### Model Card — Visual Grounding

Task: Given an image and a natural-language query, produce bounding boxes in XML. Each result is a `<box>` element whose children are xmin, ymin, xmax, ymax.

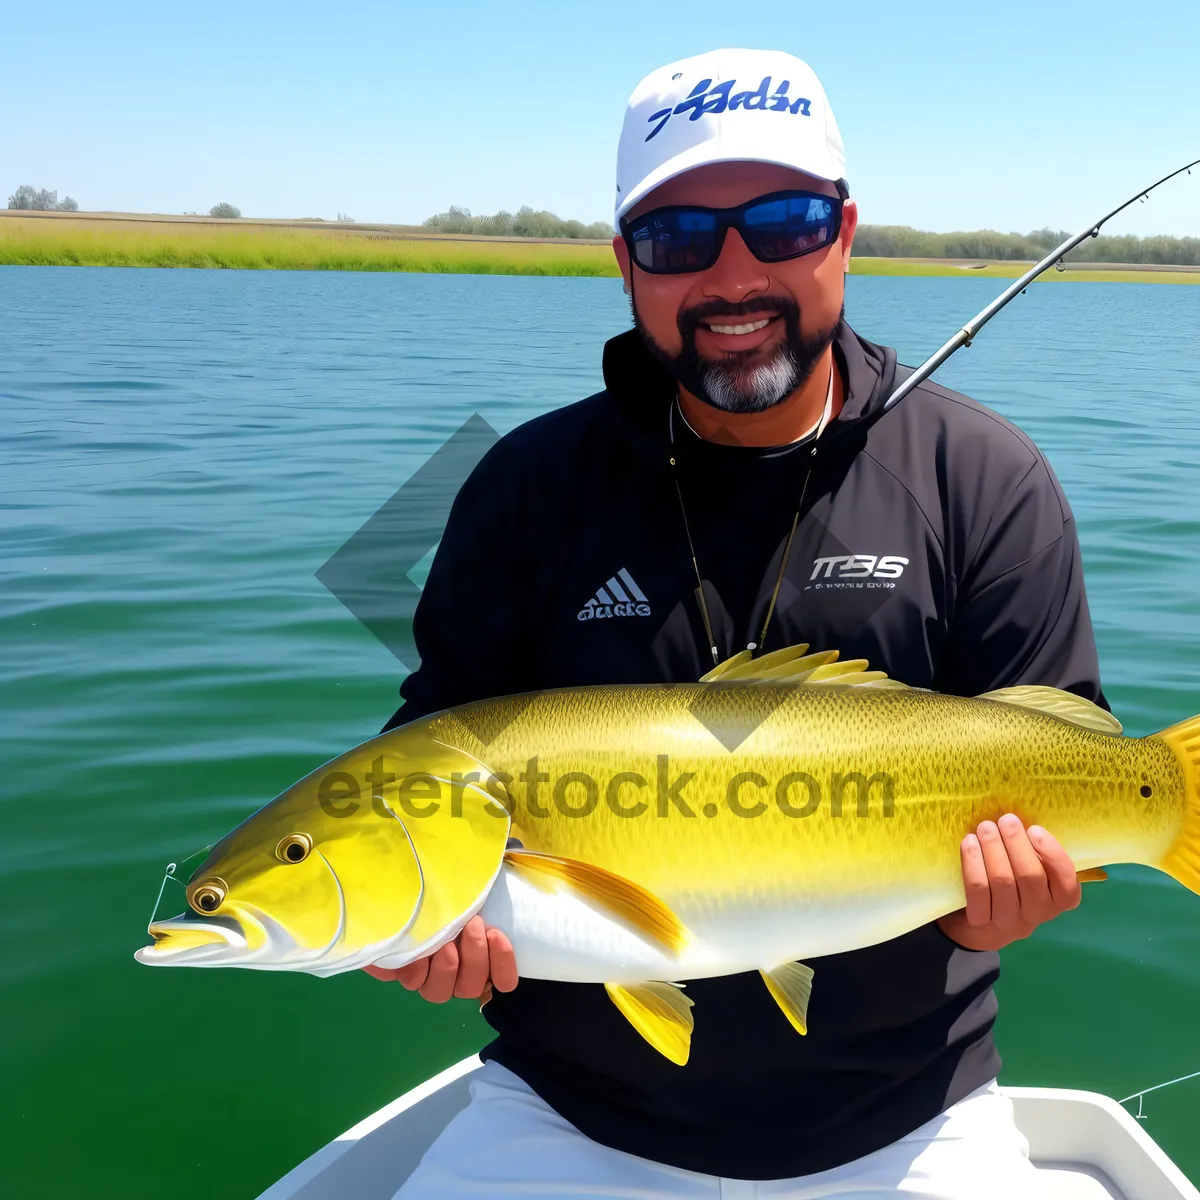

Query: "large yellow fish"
<box><xmin>136</xmin><ymin>644</ymin><xmax>1200</xmax><ymax>1064</ymax></box>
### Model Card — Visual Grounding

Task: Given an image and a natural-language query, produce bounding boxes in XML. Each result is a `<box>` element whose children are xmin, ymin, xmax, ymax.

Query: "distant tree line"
<box><xmin>8</xmin><ymin>185</ymin><xmax>78</xmax><ymax>211</ymax></box>
<box><xmin>422</xmin><ymin>206</ymin><xmax>1199</xmax><ymax>262</ymax></box>
<box><xmin>424</xmin><ymin>205</ymin><xmax>611</xmax><ymax>239</ymax></box>
<box><xmin>854</xmin><ymin>224</ymin><xmax>1200</xmax><ymax>266</ymax></box>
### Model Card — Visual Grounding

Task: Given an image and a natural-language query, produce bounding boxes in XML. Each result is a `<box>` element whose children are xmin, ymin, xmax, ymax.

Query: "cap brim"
<box><xmin>615</xmin><ymin>139</ymin><xmax>843</xmax><ymax>227</ymax></box>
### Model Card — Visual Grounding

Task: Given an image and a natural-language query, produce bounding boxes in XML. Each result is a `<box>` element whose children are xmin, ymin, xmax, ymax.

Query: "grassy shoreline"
<box><xmin>4</xmin><ymin>213</ymin><xmax>1199</xmax><ymax>283</ymax></box>
<box><xmin>847</xmin><ymin>257</ymin><xmax>1200</xmax><ymax>285</ymax></box>
<box><xmin>0</xmin><ymin>215</ymin><xmax>619</xmax><ymax>275</ymax></box>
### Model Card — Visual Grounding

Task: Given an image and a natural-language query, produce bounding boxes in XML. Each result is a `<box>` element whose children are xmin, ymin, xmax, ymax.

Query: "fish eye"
<box><xmin>189</xmin><ymin>880</ymin><xmax>226</xmax><ymax>915</ymax></box>
<box><xmin>276</xmin><ymin>833</ymin><xmax>313</xmax><ymax>864</ymax></box>
<box><xmin>1140</xmin><ymin>784</ymin><xmax>1153</xmax><ymax>798</ymax></box>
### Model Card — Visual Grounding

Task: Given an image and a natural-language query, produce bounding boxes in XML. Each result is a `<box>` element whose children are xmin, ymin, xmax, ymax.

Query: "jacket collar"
<box><xmin>600</xmin><ymin>319</ymin><xmax>898</xmax><ymax>456</ymax></box>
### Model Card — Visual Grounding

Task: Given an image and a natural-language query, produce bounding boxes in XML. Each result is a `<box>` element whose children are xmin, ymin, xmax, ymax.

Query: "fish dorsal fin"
<box><xmin>760</xmin><ymin>962</ymin><xmax>814</xmax><ymax>1036</ymax></box>
<box><xmin>700</xmin><ymin>648</ymin><xmax>760</xmax><ymax>681</ymax></box>
<box><xmin>701</xmin><ymin>643</ymin><xmax>816</xmax><ymax>681</ymax></box>
<box><xmin>976</xmin><ymin>686</ymin><xmax>1123</xmax><ymax>735</ymax></box>
<box><xmin>604</xmin><ymin>982</ymin><xmax>694</xmax><ymax>1065</ymax></box>
<box><xmin>503</xmin><ymin>850</ymin><xmax>687</xmax><ymax>955</ymax></box>
<box><xmin>700</xmin><ymin>641</ymin><xmax>907</xmax><ymax>690</ymax></box>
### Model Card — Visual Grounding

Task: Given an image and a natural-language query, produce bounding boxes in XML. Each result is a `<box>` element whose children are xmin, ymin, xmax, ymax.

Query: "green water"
<box><xmin>2</xmin><ymin>267</ymin><xmax>1198</xmax><ymax>1197</ymax></box>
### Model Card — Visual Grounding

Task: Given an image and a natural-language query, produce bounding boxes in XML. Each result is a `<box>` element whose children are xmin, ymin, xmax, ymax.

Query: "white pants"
<box><xmin>394</xmin><ymin>1062</ymin><xmax>1043</xmax><ymax>1199</ymax></box>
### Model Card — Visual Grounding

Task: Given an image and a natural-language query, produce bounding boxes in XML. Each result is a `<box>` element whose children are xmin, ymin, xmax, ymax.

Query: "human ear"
<box><xmin>839</xmin><ymin>199</ymin><xmax>858</xmax><ymax>273</ymax></box>
<box><xmin>613</xmin><ymin>234</ymin><xmax>632</xmax><ymax>294</ymax></box>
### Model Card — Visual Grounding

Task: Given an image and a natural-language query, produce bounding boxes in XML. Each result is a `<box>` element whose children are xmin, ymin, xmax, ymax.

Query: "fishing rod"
<box><xmin>882</xmin><ymin>157</ymin><xmax>1200</xmax><ymax>412</ymax></box>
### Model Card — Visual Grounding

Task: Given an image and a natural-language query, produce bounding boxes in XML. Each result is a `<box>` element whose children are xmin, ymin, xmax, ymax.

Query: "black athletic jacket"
<box><xmin>382</xmin><ymin>320</ymin><xmax>1105</xmax><ymax>1179</ymax></box>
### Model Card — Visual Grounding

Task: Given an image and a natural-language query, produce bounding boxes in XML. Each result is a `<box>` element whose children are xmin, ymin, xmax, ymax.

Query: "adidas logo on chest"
<box><xmin>577</xmin><ymin>567</ymin><xmax>652</xmax><ymax>621</ymax></box>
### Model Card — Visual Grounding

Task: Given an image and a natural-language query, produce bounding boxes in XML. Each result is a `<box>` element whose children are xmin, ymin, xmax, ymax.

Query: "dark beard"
<box><xmin>634</xmin><ymin>293</ymin><xmax>842</xmax><ymax>414</ymax></box>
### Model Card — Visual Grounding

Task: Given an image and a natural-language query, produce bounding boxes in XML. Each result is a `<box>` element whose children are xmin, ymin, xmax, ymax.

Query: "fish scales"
<box><xmin>433</xmin><ymin>684</ymin><xmax>1183</xmax><ymax>910</ymax></box>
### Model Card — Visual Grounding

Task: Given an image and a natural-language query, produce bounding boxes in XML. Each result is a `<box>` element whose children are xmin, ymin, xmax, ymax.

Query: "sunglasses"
<box><xmin>620</xmin><ymin>186</ymin><xmax>846</xmax><ymax>275</ymax></box>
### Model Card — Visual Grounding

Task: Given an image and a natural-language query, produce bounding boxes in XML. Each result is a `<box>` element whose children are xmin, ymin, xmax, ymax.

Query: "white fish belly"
<box><xmin>481</xmin><ymin>867</ymin><xmax>958</xmax><ymax>984</ymax></box>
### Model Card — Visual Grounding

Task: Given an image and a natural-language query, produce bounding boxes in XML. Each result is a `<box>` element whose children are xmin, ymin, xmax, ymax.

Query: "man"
<box><xmin>370</xmin><ymin>48</ymin><xmax>1104</xmax><ymax>1198</ymax></box>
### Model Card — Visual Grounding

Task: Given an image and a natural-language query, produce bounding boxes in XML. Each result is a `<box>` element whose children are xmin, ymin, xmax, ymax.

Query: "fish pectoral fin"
<box><xmin>699</xmin><ymin>642</ymin><xmax>907</xmax><ymax>689</ymax></box>
<box><xmin>1077</xmin><ymin>867</ymin><xmax>1109</xmax><ymax>883</ymax></box>
<box><xmin>503</xmin><ymin>850</ymin><xmax>687</xmax><ymax>955</ymax></box>
<box><xmin>605</xmin><ymin>982</ymin><xmax>694</xmax><ymax>1065</ymax></box>
<box><xmin>975</xmin><ymin>686</ymin><xmax>1123</xmax><ymax>735</ymax></box>
<box><xmin>760</xmin><ymin>961</ymin><xmax>814</xmax><ymax>1036</ymax></box>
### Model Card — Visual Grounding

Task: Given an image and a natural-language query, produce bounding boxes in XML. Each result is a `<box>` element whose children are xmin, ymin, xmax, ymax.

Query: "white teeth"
<box><xmin>706</xmin><ymin>318</ymin><xmax>771</xmax><ymax>335</ymax></box>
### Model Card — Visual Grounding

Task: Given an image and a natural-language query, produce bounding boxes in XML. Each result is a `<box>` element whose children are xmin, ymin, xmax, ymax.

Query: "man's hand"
<box><xmin>937</xmin><ymin>814</ymin><xmax>1081</xmax><ymax>952</ymax></box>
<box><xmin>363</xmin><ymin>916</ymin><xmax>519</xmax><ymax>1004</ymax></box>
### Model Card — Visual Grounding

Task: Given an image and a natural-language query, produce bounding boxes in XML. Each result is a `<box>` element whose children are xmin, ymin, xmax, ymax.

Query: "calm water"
<box><xmin>2</xmin><ymin>267</ymin><xmax>1198</xmax><ymax>1198</ymax></box>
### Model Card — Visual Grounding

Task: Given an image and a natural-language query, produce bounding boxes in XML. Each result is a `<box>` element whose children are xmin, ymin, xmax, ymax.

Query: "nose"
<box><xmin>699</xmin><ymin>229</ymin><xmax>770</xmax><ymax>303</ymax></box>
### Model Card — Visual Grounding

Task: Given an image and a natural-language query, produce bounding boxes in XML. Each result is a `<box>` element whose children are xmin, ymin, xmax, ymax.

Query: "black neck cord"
<box><xmin>667</xmin><ymin>372</ymin><xmax>830</xmax><ymax>668</ymax></box>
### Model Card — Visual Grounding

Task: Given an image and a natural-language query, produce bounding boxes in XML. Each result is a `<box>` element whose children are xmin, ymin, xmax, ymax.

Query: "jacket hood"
<box><xmin>599</xmin><ymin>319</ymin><xmax>898</xmax><ymax>458</ymax></box>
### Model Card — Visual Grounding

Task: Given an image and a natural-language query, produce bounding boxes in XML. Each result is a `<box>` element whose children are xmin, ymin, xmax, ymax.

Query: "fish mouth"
<box><xmin>132</xmin><ymin>852</ymin><xmax>370</xmax><ymax>974</ymax></box>
<box><xmin>135</xmin><ymin>912</ymin><xmax>248</xmax><ymax>966</ymax></box>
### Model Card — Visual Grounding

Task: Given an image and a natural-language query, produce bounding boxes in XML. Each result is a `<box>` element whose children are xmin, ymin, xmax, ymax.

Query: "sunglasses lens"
<box><xmin>626</xmin><ymin>193</ymin><xmax>839</xmax><ymax>274</ymax></box>
<box><xmin>628</xmin><ymin>211</ymin><xmax>720</xmax><ymax>273</ymax></box>
<box><xmin>743</xmin><ymin>195</ymin><xmax>838</xmax><ymax>261</ymax></box>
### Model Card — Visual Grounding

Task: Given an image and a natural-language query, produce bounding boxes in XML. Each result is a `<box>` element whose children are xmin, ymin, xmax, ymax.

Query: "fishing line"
<box><xmin>147</xmin><ymin>862</ymin><xmax>180</xmax><ymax>928</ymax></box>
<box><xmin>145</xmin><ymin>844</ymin><xmax>215</xmax><ymax>927</ymax></box>
<box><xmin>1119</xmin><ymin>1068</ymin><xmax>1200</xmax><ymax>1120</ymax></box>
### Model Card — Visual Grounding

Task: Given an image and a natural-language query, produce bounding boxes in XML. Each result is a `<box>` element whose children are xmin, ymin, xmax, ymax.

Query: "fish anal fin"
<box><xmin>605</xmin><ymin>981</ymin><xmax>694</xmax><ymax>1065</ymax></box>
<box><xmin>503</xmin><ymin>850</ymin><xmax>687</xmax><ymax>955</ymax></box>
<box><xmin>976</xmin><ymin>686</ymin><xmax>1123</xmax><ymax>735</ymax></box>
<box><xmin>760</xmin><ymin>961</ymin><xmax>814</xmax><ymax>1036</ymax></box>
<box><xmin>1076</xmin><ymin>868</ymin><xmax>1108</xmax><ymax>883</ymax></box>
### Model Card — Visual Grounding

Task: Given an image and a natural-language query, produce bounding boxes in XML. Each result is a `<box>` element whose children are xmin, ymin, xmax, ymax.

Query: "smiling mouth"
<box><xmin>701</xmin><ymin>316</ymin><xmax>776</xmax><ymax>336</ymax></box>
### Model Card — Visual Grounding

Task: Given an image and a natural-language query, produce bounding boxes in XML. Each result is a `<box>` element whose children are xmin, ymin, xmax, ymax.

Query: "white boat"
<box><xmin>257</xmin><ymin>1056</ymin><xmax>1199</xmax><ymax>1200</ymax></box>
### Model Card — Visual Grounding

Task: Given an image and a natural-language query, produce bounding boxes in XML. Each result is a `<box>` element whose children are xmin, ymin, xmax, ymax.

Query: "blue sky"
<box><xmin>4</xmin><ymin>0</ymin><xmax>1199</xmax><ymax>236</ymax></box>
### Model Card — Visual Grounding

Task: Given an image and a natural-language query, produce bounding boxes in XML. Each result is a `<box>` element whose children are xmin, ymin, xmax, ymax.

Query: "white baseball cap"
<box><xmin>614</xmin><ymin>49</ymin><xmax>846</xmax><ymax>227</ymax></box>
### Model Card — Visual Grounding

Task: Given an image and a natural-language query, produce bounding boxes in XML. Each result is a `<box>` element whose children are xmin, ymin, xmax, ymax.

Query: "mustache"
<box><xmin>678</xmin><ymin>294</ymin><xmax>800</xmax><ymax>339</ymax></box>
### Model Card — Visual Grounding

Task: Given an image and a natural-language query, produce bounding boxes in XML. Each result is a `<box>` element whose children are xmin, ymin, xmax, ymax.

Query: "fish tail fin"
<box><xmin>1158</xmin><ymin>714</ymin><xmax>1200</xmax><ymax>894</ymax></box>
